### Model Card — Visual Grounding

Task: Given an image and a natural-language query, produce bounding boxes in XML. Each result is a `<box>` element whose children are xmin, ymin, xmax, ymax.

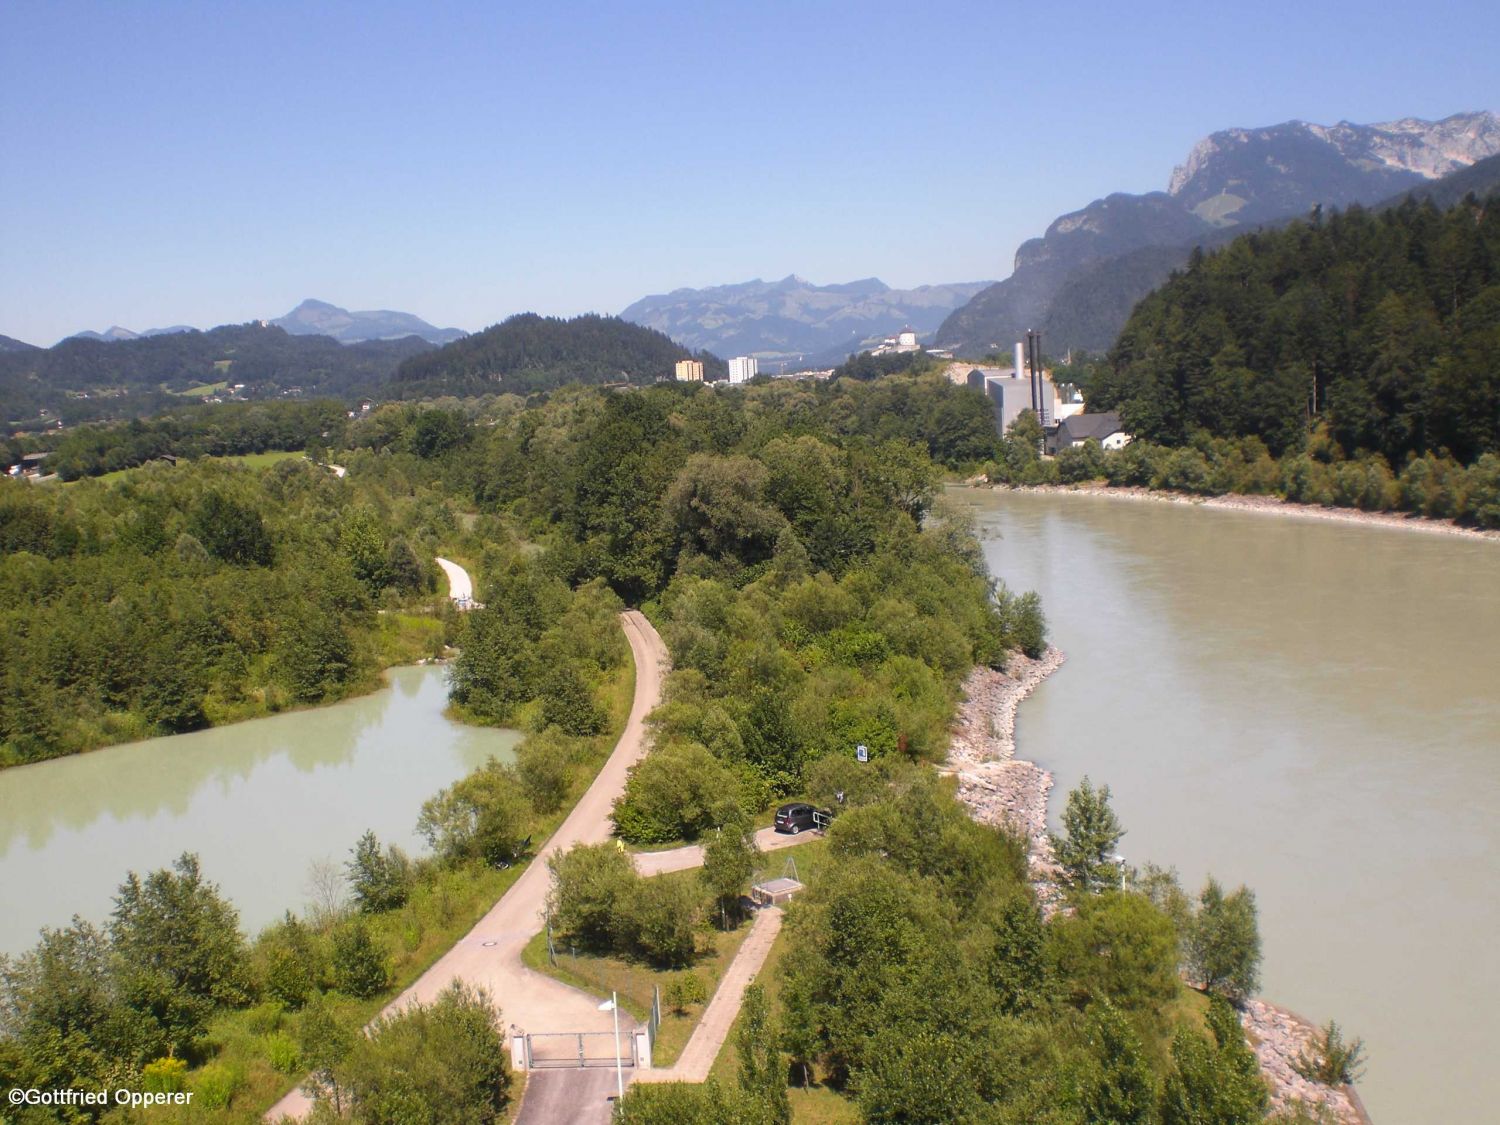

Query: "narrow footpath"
<box><xmin>266</xmin><ymin>611</ymin><xmax>668</xmax><ymax>1122</ymax></box>
<box><xmin>634</xmin><ymin>906</ymin><xmax>785</xmax><ymax>1085</ymax></box>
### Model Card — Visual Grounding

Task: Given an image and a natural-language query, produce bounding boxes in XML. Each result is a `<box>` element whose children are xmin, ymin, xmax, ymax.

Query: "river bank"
<box><xmin>973</xmin><ymin>480</ymin><xmax>1500</xmax><ymax>543</ymax></box>
<box><xmin>947</xmin><ymin>650</ymin><xmax>1369</xmax><ymax>1124</ymax></box>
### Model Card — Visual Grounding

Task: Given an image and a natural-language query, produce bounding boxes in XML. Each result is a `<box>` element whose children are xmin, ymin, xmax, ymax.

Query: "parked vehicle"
<box><xmin>774</xmin><ymin>802</ymin><xmax>817</xmax><ymax>834</ymax></box>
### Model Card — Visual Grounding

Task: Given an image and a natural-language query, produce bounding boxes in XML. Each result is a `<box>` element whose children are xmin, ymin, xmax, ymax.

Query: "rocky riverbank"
<box><xmin>981</xmin><ymin>480</ymin><xmax>1500</xmax><ymax>543</ymax></box>
<box><xmin>944</xmin><ymin>648</ymin><xmax>1067</xmax><ymax>908</ymax></box>
<box><xmin>1240</xmin><ymin>1000</ymin><xmax>1371</xmax><ymax>1124</ymax></box>
<box><xmin>947</xmin><ymin>649</ymin><xmax>1371</xmax><ymax>1124</ymax></box>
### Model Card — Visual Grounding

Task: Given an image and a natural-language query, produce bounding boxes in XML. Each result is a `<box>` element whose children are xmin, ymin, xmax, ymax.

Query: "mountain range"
<box><xmin>935</xmin><ymin>111</ymin><xmax>1500</xmax><ymax>356</ymax></box>
<box><xmin>619</xmin><ymin>275</ymin><xmax>992</xmax><ymax>365</ymax></box>
<box><xmin>62</xmin><ymin>299</ymin><xmax>465</xmax><ymax>349</ymax></box>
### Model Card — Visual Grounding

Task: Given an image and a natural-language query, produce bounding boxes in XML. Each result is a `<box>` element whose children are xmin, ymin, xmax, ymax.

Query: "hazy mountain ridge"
<box><xmin>621</xmin><ymin>274</ymin><xmax>992</xmax><ymax>363</ymax></box>
<box><xmin>271</xmin><ymin>298</ymin><xmax>466</xmax><ymax>345</ymax></box>
<box><xmin>61</xmin><ymin>299</ymin><xmax>465</xmax><ymax>349</ymax></box>
<box><xmin>937</xmin><ymin>111</ymin><xmax>1500</xmax><ymax>356</ymax></box>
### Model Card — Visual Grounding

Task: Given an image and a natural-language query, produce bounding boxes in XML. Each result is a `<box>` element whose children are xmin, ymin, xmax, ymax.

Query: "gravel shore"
<box><xmin>984</xmin><ymin>480</ymin><xmax>1500</xmax><ymax>543</ymax></box>
<box><xmin>947</xmin><ymin>650</ymin><xmax>1371</xmax><ymax>1123</ymax></box>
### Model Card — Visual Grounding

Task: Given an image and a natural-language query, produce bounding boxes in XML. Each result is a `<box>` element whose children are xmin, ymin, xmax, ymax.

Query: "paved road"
<box><xmin>266</xmin><ymin>611</ymin><xmax>668</xmax><ymax>1122</ymax></box>
<box><xmin>434</xmin><ymin>556</ymin><xmax>474</xmax><ymax>605</ymax></box>
<box><xmin>632</xmin><ymin>826</ymin><xmax>817</xmax><ymax>877</ymax></box>
<box><xmin>513</xmin><ymin>1069</ymin><xmax>621</xmax><ymax>1125</ymax></box>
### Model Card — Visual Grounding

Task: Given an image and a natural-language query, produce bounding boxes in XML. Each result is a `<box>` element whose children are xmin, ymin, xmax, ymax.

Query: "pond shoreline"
<box><xmin>948</xmin><ymin>650</ymin><xmax>1370</xmax><ymax>1124</ymax></box>
<box><xmin>972</xmin><ymin>480</ymin><xmax>1500</xmax><ymax>543</ymax></box>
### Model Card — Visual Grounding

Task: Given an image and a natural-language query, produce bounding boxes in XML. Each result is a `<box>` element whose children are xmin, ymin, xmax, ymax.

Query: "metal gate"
<box><xmin>524</xmin><ymin>1031</ymin><xmax>636</xmax><ymax>1069</ymax></box>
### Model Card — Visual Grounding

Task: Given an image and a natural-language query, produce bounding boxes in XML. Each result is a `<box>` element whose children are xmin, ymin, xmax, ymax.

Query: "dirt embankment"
<box><xmin>946</xmin><ymin>652</ymin><xmax>1370</xmax><ymax>1124</ymax></box>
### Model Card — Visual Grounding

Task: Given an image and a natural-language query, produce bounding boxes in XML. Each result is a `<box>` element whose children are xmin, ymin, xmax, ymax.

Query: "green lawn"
<box><xmin>521</xmin><ymin>879</ymin><xmax>757</xmax><ymax>1068</ymax></box>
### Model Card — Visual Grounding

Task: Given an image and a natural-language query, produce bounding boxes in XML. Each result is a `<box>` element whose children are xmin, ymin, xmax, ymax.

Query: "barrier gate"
<box><xmin>524</xmin><ymin>1031</ymin><xmax>636</xmax><ymax>1069</ymax></box>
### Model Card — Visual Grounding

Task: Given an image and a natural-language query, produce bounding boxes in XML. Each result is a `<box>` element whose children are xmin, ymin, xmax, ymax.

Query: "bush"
<box><xmin>516</xmin><ymin>727</ymin><xmax>575</xmax><ymax>814</ymax></box>
<box><xmin>1293</xmin><ymin>1020</ymin><xmax>1366</xmax><ymax>1086</ymax></box>
<box><xmin>265</xmin><ymin>1031</ymin><xmax>302</xmax><ymax>1074</ymax></box>
<box><xmin>331</xmin><ymin>920</ymin><xmax>389</xmax><ymax>999</ymax></box>
<box><xmin>417</xmin><ymin>758</ymin><xmax>534</xmax><ymax>865</ymax></box>
<box><xmin>626</xmin><ymin>876</ymin><xmax>703</xmax><ymax>968</ymax></box>
<box><xmin>545</xmin><ymin>843</ymin><xmax>637</xmax><ymax>953</ymax></box>
<box><xmin>192</xmin><ymin>1062</ymin><xmax>244</xmax><ymax>1111</ymax></box>
<box><xmin>142</xmin><ymin>1056</ymin><xmax>188</xmax><ymax>1094</ymax></box>
<box><xmin>340</xmin><ymin>981</ymin><xmax>511</xmax><ymax>1125</ymax></box>
<box><xmin>665</xmin><ymin>972</ymin><xmax>708</xmax><ymax>1014</ymax></box>
<box><xmin>611</xmin><ymin>741</ymin><xmax>742</xmax><ymax>844</ymax></box>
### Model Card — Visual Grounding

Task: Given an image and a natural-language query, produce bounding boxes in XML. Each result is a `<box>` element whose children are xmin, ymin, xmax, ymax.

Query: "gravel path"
<box><xmin>434</xmin><ymin>556</ymin><xmax>474</xmax><ymax>605</ymax></box>
<box><xmin>633</xmin><ymin>906</ymin><xmax>785</xmax><ymax>1084</ymax></box>
<box><xmin>266</xmin><ymin>611</ymin><xmax>667</xmax><ymax>1122</ymax></box>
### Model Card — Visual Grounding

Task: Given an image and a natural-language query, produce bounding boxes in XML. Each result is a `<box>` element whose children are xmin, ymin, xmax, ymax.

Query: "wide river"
<box><xmin>0</xmin><ymin>665</ymin><xmax>519</xmax><ymax>956</ymax></box>
<box><xmin>950</xmin><ymin>489</ymin><xmax>1499</xmax><ymax>1124</ymax></box>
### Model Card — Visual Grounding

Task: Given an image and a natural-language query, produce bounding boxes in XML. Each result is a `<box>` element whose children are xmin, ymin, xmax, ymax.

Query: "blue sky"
<box><xmin>2</xmin><ymin>0</ymin><xmax>1497</xmax><ymax>345</ymax></box>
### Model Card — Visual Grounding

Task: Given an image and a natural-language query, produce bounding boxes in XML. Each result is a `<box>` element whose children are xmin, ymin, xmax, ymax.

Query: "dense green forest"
<box><xmin>0</xmin><ymin>326</ymin><xmax>430</xmax><ymax>429</ymax></box>
<box><xmin>392</xmin><ymin>313</ymin><xmax>725</xmax><ymax>395</ymax></box>
<box><xmin>1089</xmin><ymin>195</ymin><xmax>1500</xmax><ymax>465</ymax></box>
<box><xmin>0</xmin><ymin>455</ymin><xmax>465</xmax><ymax>765</ymax></box>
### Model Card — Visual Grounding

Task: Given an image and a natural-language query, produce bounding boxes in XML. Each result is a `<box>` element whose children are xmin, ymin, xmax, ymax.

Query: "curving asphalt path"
<box><xmin>266</xmin><ymin>611</ymin><xmax>668</xmax><ymax>1122</ymax></box>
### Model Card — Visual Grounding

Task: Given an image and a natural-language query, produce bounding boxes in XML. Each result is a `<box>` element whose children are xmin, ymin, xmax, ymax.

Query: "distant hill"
<box><xmin>620</xmin><ymin>275</ymin><xmax>992</xmax><ymax>365</ymax></box>
<box><xmin>0</xmin><ymin>334</ymin><xmax>39</xmax><ymax>354</ymax></box>
<box><xmin>936</xmin><ymin>111</ymin><xmax>1500</xmax><ymax>356</ymax></box>
<box><xmin>395</xmin><ymin>313</ymin><xmax>722</xmax><ymax>395</ymax></box>
<box><xmin>62</xmin><ymin>300</ymin><xmax>464</xmax><ymax>349</ymax></box>
<box><xmin>271</xmin><ymin>298</ymin><xmax>465</xmax><ymax>345</ymax></box>
<box><xmin>0</xmin><ymin>323</ymin><xmax>432</xmax><ymax>430</ymax></box>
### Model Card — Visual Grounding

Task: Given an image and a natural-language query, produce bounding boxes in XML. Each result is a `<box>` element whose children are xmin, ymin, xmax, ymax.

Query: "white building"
<box><xmin>728</xmin><ymin>356</ymin><xmax>759</xmax><ymax>384</ymax></box>
<box><xmin>870</xmin><ymin>326</ymin><xmax>922</xmax><ymax>357</ymax></box>
<box><xmin>674</xmin><ymin>359</ymin><xmax>704</xmax><ymax>382</ymax></box>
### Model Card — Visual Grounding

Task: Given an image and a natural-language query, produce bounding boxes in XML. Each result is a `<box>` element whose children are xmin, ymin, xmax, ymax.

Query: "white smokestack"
<box><xmin>1014</xmin><ymin>340</ymin><xmax>1025</xmax><ymax>379</ymax></box>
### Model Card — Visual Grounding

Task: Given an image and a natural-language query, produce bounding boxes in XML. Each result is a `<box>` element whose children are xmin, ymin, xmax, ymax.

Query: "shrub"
<box><xmin>265</xmin><ymin>1031</ymin><xmax>302</xmax><ymax>1074</ymax></box>
<box><xmin>1293</xmin><ymin>1020</ymin><xmax>1366</xmax><ymax>1086</ymax></box>
<box><xmin>611</xmin><ymin>741</ymin><xmax>741</xmax><ymax>844</ymax></box>
<box><xmin>192</xmin><ymin>1062</ymin><xmax>244</xmax><ymax>1111</ymax></box>
<box><xmin>516</xmin><ymin>727</ymin><xmax>575</xmax><ymax>814</ymax></box>
<box><xmin>142</xmin><ymin>1056</ymin><xmax>188</xmax><ymax>1094</ymax></box>
<box><xmin>626</xmin><ymin>876</ymin><xmax>703</xmax><ymax>968</ymax></box>
<box><xmin>330</xmin><ymin>920</ymin><xmax>389</xmax><ymax>999</ymax></box>
<box><xmin>545</xmin><ymin>843</ymin><xmax>637</xmax><ymax>953</ymax></box>
<box><xmin>665</xmin><ymin>972</ymin><xmax>708</xmax><ymax>1014</ymax></box>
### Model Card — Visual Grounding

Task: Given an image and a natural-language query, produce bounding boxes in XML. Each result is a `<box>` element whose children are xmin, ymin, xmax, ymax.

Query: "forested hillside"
<box><xmin>393</xmin><ymin>313</ymin><xmax>724</xmax><ymax>394</ymax></box>
<box><xmin>0</xmin><ymin>324</ymin><xmax>430</xmax><ymax>428</ymax></box>
<box><xmin>1090</xmin><ymin>195</ymin><xmax>1500</xmax><ymax>464</ymax></box>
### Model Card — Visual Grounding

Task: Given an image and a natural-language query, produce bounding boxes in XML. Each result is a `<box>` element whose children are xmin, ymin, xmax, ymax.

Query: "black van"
<box><xmin>774</xmin><ymin>802</ymin><xmax>817</xmax><ymax>834</ymax></box>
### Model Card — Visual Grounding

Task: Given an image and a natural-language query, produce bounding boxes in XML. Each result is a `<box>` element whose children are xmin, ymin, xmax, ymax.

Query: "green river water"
<box><xmin>951</xmin><ymin>488</ymin><xmax>1500</xmax><ymax>1124</ymax></box>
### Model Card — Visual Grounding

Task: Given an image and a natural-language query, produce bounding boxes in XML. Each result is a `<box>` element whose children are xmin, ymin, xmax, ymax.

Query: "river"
<box><xmin>950</xmin><ymin>489</ymin><xmax>1499</xmax><ymax>1125</ymax></box>
<box><xmin>0</xmin><ymin>665</ymin><xmax>519</xmax><ymax>956</ymax></box>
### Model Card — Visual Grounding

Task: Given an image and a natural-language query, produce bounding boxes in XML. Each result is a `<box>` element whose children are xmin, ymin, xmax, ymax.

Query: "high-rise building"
<box><xmin>674</xmin><ymin>359</ymin><xmax>704</xmax><ymax>382</ymax></box>
<box><xmin>728</xmin><ymin>356</ymin><xmax>758</xmax><ymax>384</ymax></box>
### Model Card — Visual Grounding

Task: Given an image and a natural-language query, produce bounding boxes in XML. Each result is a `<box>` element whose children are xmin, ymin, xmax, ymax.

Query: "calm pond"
<box><xmin>0</xmin><ymin>665</ymin><xmax>519</xmax><ymax>956</ymax></box>
<box><xmin>951</xmin><ymin>488</ymin><xmax>1500</xmax><ymax>1124</ymax></box>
